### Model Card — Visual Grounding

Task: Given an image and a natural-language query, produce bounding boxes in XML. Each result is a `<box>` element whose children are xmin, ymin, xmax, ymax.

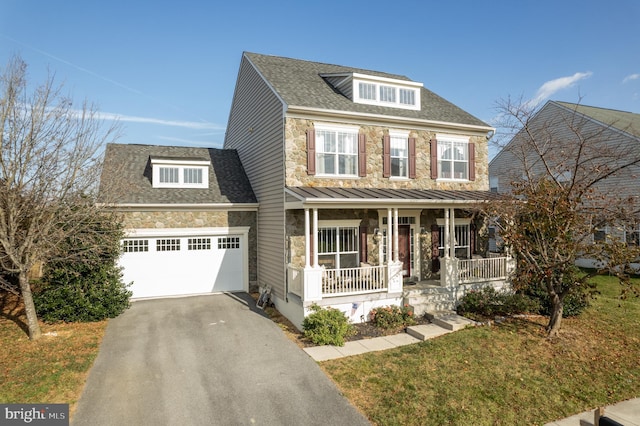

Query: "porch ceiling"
<box><xmin>285</xmin><ymin>186</ymin><xmax>496</xmax><ymax>209</ymax></box>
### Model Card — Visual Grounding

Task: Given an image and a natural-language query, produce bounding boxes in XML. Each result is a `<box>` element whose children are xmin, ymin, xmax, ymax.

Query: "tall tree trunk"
<box><xmin>18</xmin><ymin>272</ymin><xmax>42</xmax><ymax>340</ymax></box>
<box><xmin>547</xmin><ymin>292</ymin><xmax>563</xmax><ymax>338</ymax></box>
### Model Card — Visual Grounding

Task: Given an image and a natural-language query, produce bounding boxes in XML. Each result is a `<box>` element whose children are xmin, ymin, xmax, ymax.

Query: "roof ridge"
<box><xmin>553</xmin><ymin>100</ymin><xmax>640</xmax><ymax>116</ymax></box>
<box><xmin>244</xmin><ymin>51</ymin><xmax>412</xmax><ymax>81</ymax></box>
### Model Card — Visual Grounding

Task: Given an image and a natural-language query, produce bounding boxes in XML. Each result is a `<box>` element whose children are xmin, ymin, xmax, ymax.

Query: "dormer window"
<box><xmin>320</xmin><ymin>72</ymin><xmax>423</xmax><ymax>111</ymax></box>
<box><xmin>359</xmin><ymin>82</ymin><xmax>376</xmax><ymax>100</ymax></box>
<box><xmin>353</xmin><ymin>74</ymin><xmax>421</xmax><ymax>110</ymax></box>
<box><xmin>322</xmin><ymin>72</ymin><xmax>422</xmax><ymax>111</ymax></box>
<box><xmin>380</xmin><ymin>85</ymin><xmax>396</xmax><ymax>103</ymax></box>
<box><xmin>151</xmin><ymin>157</ymin><xmax>209</xmax><ymax>188</ymax></box>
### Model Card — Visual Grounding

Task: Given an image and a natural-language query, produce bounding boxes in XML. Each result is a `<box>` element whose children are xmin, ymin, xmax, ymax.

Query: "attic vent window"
<box><xmin>399</xmin><ymin>88</ymin><xmax>415</xmax><ymax>106</ymax></box>
<box><xmin>320</xmin><ymin>72</ymin><xmax>422</xmax><ymax>110</ymax></box>
<box><xmin>351</xmin><ymin>73</ymin><xmax>422</xmax><ymax>110</ymax></box>
<box><xmin>359</xmin><ymin>82</ymin><xmax>376</xmax><ymax>100</ymax></box>
<box><xmin>151</xmin><ymin>157</ymin><xmax>209</xmax><ymax>188</ymax></box>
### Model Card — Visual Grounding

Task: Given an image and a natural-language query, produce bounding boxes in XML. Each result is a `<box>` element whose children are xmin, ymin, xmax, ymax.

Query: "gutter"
<box><xmin>286</xmin><ymin>105</ymin><xmax>495</xmax><ymax>135</ymax></box>
<box><xmin>97</xmin><ymin>203</ymin><xmax>259</xmax><ymax>212</ymax></box>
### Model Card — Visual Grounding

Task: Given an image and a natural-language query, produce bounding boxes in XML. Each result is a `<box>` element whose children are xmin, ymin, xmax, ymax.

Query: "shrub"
<box><xmin>456</xmin><ymin>286</ymin><xmax>539</xmax><ymax>319</ymax></box>
<box><xmin>34</xmin><ymin>264</ymin><xmax>132</xmax><ymax>322</ymax></box>
<box><xmin>369</xmin><ymin>305</ymin><xmax>416</xmax><ymax>330</ymax></box>
<box><xmin>511</xmin><ymin>264</ymin><xmax>594</xmax><ymax>318</ymax></box>
<box><xmin>521</xmin><ymin>280</ymin><xmax>590</xmax><ymax>317</ymax></box>
<box><xmin>34</xmin><ymin>214</ymin><xmax>132</xmax><ymax>322</ymax></box>
<box><xmin>302</xmin><ymin>304</ymin><xmax>354</xmax><ymax>346</ymax></box>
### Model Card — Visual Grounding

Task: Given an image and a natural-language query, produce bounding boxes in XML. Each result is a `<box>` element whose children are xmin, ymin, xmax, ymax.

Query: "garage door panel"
<box><xmin>120</xmin><ymin>234</ymin><xmax>245</xmax><ymax>298</ymax></box>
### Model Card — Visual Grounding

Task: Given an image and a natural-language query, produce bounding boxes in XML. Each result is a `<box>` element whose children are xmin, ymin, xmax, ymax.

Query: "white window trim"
<box><xmin>389</xmin><ymin>130</ymin><xmax>410</xmax><ymax>180</ymax></box>
<box><xmin>317</xmin><ymin>220</ymin><xmax>360</xmax><ymax>270</ymax></box>
<box><xmin>314</xmin><ymin>123</ymin><xmax>360</xmax><ymax>178</ymax></box>
<box><xmin>352</xmin><ymin>73</ymin><xmax>422</xmax><ymax>111</ymax></box>
<box><xmin>436</xmin><ymin>218</ymin><xmax>472</xmax><ymax>258</ymax></box>
<box><xmin>151</xmin><ymin>158</ymin><xmax>209</xmax><ymax>189</ymax></box>
<box><xmin>436</xmin><ymin>134</ymin><xmax>470</xmax><ymax>182</ymax></box>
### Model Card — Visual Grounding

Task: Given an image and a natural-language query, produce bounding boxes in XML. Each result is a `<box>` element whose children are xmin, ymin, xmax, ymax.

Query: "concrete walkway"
<box><xmin>544</xmin><ymin>397</ymin><xmax>640</xmax><ymax>425</ymax></box>
<box><xmin>303</xmin><ymin>323</ymin><xmax>453</xmax><ymax>361</ymax></box>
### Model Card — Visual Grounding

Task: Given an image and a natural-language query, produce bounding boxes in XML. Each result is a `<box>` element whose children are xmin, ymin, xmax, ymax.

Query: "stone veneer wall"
<box><xmin>286</xmin><ymin>208</ymin><xmax>485</xmax><ymax>281</ymax></box>
<box><xmin>286</xmin><ymin>209</ymin><xmax>379</xmax><ymax>268</ymax></box>
<box><xmin>120</xmin><ymin>210</ymin><xmax>258</xmax><ymax>284</ymax></box>
<box><xmin>284</xmin><ymin>118</ymin><xmax>489</xmax><ymax>190</ymax></box>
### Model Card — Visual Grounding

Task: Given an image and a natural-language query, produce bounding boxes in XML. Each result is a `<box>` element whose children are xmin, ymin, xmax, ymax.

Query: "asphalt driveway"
<box><xmin>72</xmin><ymin>293</ymin><xmax>370</xmax><ymax>425</ymax></box>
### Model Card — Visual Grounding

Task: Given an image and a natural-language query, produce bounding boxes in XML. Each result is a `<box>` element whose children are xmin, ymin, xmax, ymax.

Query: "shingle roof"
<box><xmin>286</xmin><ymin>186</ymin><xmax>496</xmax><ymax>204</ymax></box>
<box><xmin>554</xmin><ymin>101</ymin><xmax>640</xmax><ymax>139</ymax></box>
<box><xmin>99</xmin><ymin>143</ymin><xmax>257</xmax><ymax>205</ymax></box>
<box><xmin>244</xmin><ymin>52</ymin><xmax>491</xmax><ymax>129</ymax></box>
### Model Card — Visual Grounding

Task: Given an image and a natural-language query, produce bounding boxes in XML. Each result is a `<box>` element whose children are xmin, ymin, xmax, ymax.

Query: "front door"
<box><xmin>398</xmin><ymin>225</ymin><xmax>411</xmax><ymax>277</ymax></box>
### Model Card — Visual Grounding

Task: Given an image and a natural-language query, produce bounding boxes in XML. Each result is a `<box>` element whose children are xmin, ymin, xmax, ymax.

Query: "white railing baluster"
<box><xmin>320</xmin><ymin>265</ymin><xmax>387</xmax><ymax>297</ymax></box>
<box><xmin>457</xmin><ymin>257</ymin><xmax>510</xmax><ymax>284</ymax></box>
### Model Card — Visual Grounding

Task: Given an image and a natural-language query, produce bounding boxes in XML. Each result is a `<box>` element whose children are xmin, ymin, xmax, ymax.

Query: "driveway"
<box><xmin>72</xmin><ymin>293</ymin><xmax>370</xmax><ymax>425</ymax></box>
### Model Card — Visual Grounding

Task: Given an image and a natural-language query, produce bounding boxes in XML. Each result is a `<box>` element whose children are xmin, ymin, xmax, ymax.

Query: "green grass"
<box><xmin>0</xmin><ymin>292</ymin><xmax>107</xmax><ymax>417</ymax></box>
<box><xmin>321</xmin><ymin>275</ymin><xmax>640</xmax><ymax>425</ymax></box>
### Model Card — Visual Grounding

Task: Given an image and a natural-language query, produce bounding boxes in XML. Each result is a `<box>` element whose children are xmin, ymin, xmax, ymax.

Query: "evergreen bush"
<box><xmin>302</xmin><ymin>304</ymin><xmax>354</xmax><ymax>346</ymax></box>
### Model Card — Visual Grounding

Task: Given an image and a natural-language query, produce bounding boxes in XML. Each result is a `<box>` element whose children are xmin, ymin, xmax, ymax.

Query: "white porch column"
<box><xmin>303</xmin><ymin>207</ymin><xmax>322</xmax><ymax>302</ymax></box>
<box><xmin>312</xmin><ymin>208</ymin><xmax>318</xmax><ymax>267</ymax></box>
<box><xmin>386</xmin><ymin>208</ymin><xmax>392</xmax><ymax>263</ymax></box>
<box><xmin>449</xmin><ymin>208</ymin><xmax>456</xmax><ymax>258</ymax></box>
<box><xmin>304</xmin><ymin>208</ymin><xmax>310</xmax><ymax>268</ymax></box>
<box><xmin>444</xmin><ymin>208</ymin><xmax>450</xmax><ymax>258</ymax></box>
<box><xmin>393</xmin><ymin>208</ymin><xmax>399</xmax><ymax>262</ymax></box>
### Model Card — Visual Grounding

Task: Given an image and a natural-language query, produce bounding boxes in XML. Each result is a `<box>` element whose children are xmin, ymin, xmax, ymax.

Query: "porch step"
<box><xmin>425</xmin><ymin>311</ymin><xmax>476</xmax><ymax>331</ymax></box>
<box><xmin>404</xmin><ymin>287</ymin><xmax>456</xmax><ymax>316</ymax></box>
<box><xmin>406</xmin><ymin>323</ymin><xmax>453</xmax><ymax>340</ymax></box>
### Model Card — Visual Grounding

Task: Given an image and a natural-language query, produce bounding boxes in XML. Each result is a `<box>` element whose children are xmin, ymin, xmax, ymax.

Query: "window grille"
<box><xmin>317</xmin><ymin>226</ymin><xmax>358</xmax><ymax>269</ymax></box>
<box><xmin>218</xmin><ymin>236</ymin><xmax>240</xmax><ymax>249</ymax></box>
<box><xmin>183</xmin><ymin>168</ymin><xmax>203</xmax><ymax>184</ymax></box>
<box><xmin>123</xmin><ymin>239</ymin><xmax>149</xmax><ymax>253</ymax></box>
<box><xmin>159</xmin><ymin>167</ymin><xmax>179</xmax><ymax>183</ymax></box>
<box><xmin>157</xmin><ymin>239</ymin><xmax>180</xmax><ymax>251</ymax></box>
<box><xmin>188</xmin><ymin>238</ymin><xmax>211</xmax><ymax>250</ymax></box>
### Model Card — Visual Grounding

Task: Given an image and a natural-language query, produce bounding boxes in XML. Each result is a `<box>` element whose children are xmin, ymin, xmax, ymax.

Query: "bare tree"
<box><xmin>0</xmin><ymin>55</ymin><xmax>121</xmax><ymax>340</ymax></box>
<box><xmin>488</xmin><ymin>98</ymin><xmax>640</xmax><ymax>337</ymax></box>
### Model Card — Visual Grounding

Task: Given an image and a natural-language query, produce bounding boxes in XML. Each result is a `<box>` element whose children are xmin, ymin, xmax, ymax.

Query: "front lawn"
<box><xmin>0</xmin><ymin>292</ymin><xmax>107</xmax><ymax>418</ymax></box>
<box><xmin>321</xmin><ymin>275</ymin><xmax>640</xmax><ymax>425</ymax></box>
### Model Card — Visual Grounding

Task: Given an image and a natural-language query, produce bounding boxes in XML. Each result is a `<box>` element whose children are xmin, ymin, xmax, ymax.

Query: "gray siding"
<box><xmin>489</xmin><ymin>101</ymin><xmax>640</xmax><ymax>205</ymax></box>
<box><xmin>224</xmin><ymin>56</ymin><xmax>287</xmax><ymax>299</ymax></box>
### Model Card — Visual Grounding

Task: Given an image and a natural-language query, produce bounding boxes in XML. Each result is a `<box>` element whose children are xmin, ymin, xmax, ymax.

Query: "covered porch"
<box><xmin>284</xmin><ymin>187</ymin><xmax>512</xmax><ymax>312</ymax></box>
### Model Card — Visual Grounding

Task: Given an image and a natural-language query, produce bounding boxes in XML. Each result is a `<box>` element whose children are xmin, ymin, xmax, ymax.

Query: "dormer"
<box><xmin>150</xmin><ymin>156</ymin><xmax>210</xmax><ymax>189</ymax></box>
<box><xmin>321</xmin><ymin>72</ymin><xmax>423</xmax><ymax>111</ymax></box>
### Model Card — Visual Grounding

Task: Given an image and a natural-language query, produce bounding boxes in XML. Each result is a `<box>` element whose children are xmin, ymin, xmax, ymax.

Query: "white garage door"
<box><xmin>119</xmin><ymin>233</ymin><xmax>245</xmax><ymax>298</ymax></box>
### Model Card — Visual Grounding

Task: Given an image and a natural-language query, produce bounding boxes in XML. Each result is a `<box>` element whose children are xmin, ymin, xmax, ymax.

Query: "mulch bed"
<box><xmin>346</xmin><ymin>314</ymin><xmax>431</xmax><ymax>342</ymax></box>
<box><xmin>249</xmin><ymin>292</ymin><xmax>432</xmax><ymax>347</ymax></box>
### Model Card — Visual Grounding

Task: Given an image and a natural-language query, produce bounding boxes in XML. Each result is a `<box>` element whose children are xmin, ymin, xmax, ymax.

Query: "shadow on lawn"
<box><xmin>0</xmin><ymin>291</ymin><xmax>29</xmax><ymax>335</ymax></box>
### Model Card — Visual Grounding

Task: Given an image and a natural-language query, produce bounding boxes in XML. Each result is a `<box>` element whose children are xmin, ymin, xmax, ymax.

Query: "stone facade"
<box><xmin>120</xmin><ymin>209</ymin><xmax>258</xmax><ymax>284</ymax></box>
<box><xmin>284</xmin><ymin>117</ymin><xmax>489</xmax><ymax>191</ymax></box>
<box><xmin>286</xmin><ymin>207</ymin><xmax>485</xmax><ymax>281</ymax></box>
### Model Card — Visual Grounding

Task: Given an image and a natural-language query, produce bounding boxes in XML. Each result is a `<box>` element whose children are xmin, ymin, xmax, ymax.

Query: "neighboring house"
<box><xmin>489</xmin><ymin>101</ymin><xmax>640</xmax><ymax>267</ymax></box>
<box><xmin>224</xmin><ymin>52</ymin><xmax>510</xmax><ymax>328</ymax></box>
<box><xmin>99</xmin><ymin>143</ymin><xmax>258</xmax><ymax>298</ymax></box>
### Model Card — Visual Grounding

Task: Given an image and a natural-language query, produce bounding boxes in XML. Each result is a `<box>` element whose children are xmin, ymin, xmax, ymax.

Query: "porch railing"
<box><xmin>287</xmin><ymin>265</ymin><xmax>304</xmax><ymax>298</ymax></box>
<box><xmin>457</xmin><ymin>257</ymin><xmax>509</xmax><ymax>283</ymax></box>
<box><xmin>287</xmin><ymin>264</ymin><xmax>388</xmax><ymax>299</ymax></box>
<box><xmin>322</xmin><ymin>265</ymin><xmax>387</xmax><ymax>296</ymax></box>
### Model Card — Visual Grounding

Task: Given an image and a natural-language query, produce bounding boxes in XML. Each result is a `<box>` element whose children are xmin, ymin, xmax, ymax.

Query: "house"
<box><xmin>489</xmin><ymin>101</ymin><xmax>640</xmax><ymax>267</ymax></box>
<box><xmin>223</xmin><ymin>52</ymin><xmax>510</xmax><ymax>328</ymax></box>
<box><xmin>99</xmin><ymin>143</ymin><xmax>258</xmax><ymax>298</ymax></box>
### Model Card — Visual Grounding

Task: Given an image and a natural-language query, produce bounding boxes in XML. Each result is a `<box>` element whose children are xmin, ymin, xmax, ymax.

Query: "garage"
<box><xmin>119</xmin><ymin>229</ymin><xmax>248</xmax><ymax>298</ymax></box>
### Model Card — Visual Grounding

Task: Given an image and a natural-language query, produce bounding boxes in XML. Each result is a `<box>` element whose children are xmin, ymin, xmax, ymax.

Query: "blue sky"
<box><xmin>1</xmin><ymin>0</ymin><xmax>638</xmax><ymax>156</ymax></box>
